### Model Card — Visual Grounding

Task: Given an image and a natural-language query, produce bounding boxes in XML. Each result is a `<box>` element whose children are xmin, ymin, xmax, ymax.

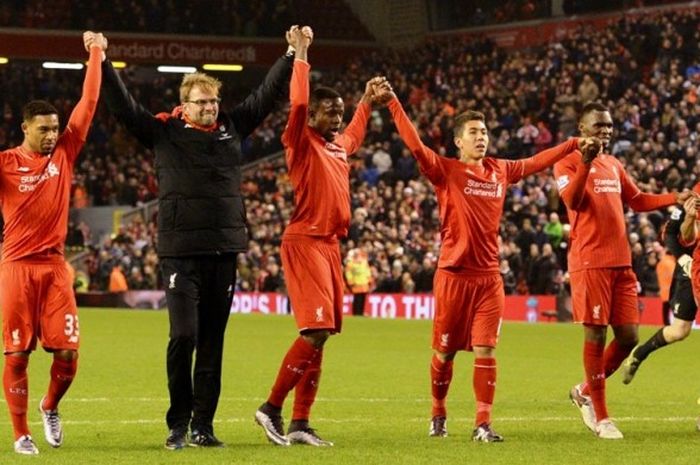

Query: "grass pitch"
<box><xmin>2</xmin><ymin>309</ymin><xmax>700</xmax><ymax>464</ymax></box>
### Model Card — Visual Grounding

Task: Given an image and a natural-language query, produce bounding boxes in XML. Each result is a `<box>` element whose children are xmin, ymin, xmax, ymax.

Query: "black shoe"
<box><xmin>164</xmin><ymin>427</ymin><xmax>188</xmax><ymax>450</ymax></box>
<box><xmin>189</xmin><ymin>429</ymin><xmax>224</xmax><ymax>448</ymax></box>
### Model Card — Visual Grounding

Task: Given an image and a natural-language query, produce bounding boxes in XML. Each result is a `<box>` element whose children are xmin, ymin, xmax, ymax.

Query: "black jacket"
<box><xmin>101</xmin><ymin>55</ymin><xmax>293</xmax><ymax>257</ymax></box>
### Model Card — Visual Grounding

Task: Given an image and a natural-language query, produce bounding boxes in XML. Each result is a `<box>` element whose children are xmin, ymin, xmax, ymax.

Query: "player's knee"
<box><xmin>668</xmin><ymin>324</ymin><xmax>691</xmax><ymax>342</ymax></box>
<box><xmin>53</xmin><ymin>349</ymin><xmax>78</xmax><ymax>362</ymax></box>
<box><xmin>619</xmin><ymin>334</ymin><xmax>638</xmax><ymax>348</ymax></box>
<box><xmin>473</xmin><ymin>346</ymin><xmax>495</xmax><ymax>358</ymax></box>
<box><xmin>302</xmin><ymin>330</ymin><xmax>330</xmax><ymax>348</ymax></box>
<box><xmin>433</xmin><ymin>350</ymin><xmax>456</xmax><ymax>362</ymax></box>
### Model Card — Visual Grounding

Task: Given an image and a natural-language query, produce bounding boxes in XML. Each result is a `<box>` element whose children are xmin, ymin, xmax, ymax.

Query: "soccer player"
<box><xmin>555</xmin><ymin>102</ymin><xmax>691</xmax><ymax>439</ymax></box>
<box><xmin>0</xmin><ymin>31</ymin><xmax>105</xmax><ymax>455</ymax></box>
<box><xmin>620</xmin><ymin>189</ymin><xmax>700</xmax><ymax>384</ymax></box>
<box><xmin>254</xmin><ymin>27</ymin><xmax>387</xmax><ymax>446</ymax></box>
<box><xmin>378</xmin><ymin>86</ymin><xmax>593</xmax><ymax>442</ymax></box>
<box><xmin>100</xmin><ymin>29</ymin><xmax>298</xmax><ymax>449</ymax></box>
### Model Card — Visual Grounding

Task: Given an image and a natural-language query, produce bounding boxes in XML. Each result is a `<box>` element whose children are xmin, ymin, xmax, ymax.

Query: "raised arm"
<box><xmin>623</xmin><ymin>168</ymin><xmax>689</xmax><ymax>212</ymax></box>
<box><xmin>336</xmin><ymin>78</ymin><xmax>379</xmax><ymax>155</ymax></box>
<box><xmin>100</xmin><ymin>35</ymin><xmax>159</xmax><ymax>148</ymax></box>
<box><xmin>554</xmin><ymin>154</ymin><xmax>591</xmax><ymax>211</ymax></box>
<box><xmin>520</xmin><ymin>138</ymin><xmax>581</xmax><ymax>178</ymax></box>
<box><xmin>386</xmin><ymin>95</ymin><xmax>444</xmax><ymax>184</ymax></box>
<box><xmin>65</xmin><ymin>33</ymin><xmax>103</xmax><ymax>143</ymax></box>
<box><xmin>229</xmin><ymin>27</ymin><xmax>298</xmax><ymax>138</ymax></box>
<box><xmin>281</xmin><ymin>26</ymin><xmax>312</xmax><ymax>162</ymax></box>
<box><xmin>679</xmin><ymin>197</ymin><xmax>698</xmax><ymax>246</ymax></box>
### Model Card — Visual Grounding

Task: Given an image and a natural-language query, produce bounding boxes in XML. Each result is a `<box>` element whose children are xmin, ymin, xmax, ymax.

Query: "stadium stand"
<box><xmin>1</xmin><ymin>4</ymin><xmax>699</xmax><ymax>295</ymax></box>
<box><xmin>0</xmin><ymin>0</ymin><xmax>373</xmax><ymax>41</ymax></box>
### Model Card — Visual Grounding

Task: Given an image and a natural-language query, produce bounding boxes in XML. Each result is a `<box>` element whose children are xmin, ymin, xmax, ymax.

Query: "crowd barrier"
<box><xmin>77</xmin><ymin>291</ymin><xmax>698</xmax><ymax>326</ymax></box>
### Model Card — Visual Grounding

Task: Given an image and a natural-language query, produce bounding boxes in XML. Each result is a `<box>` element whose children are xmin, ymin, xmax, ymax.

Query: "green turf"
<box><xmin>3</xmin><ymin>309</ymin><xmax>700</xmax><ymax>464</ymax></box>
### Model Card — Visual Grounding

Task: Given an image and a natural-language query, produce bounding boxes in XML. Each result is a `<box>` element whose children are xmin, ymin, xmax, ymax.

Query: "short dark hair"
<box><xmin>310</xmin><ymin>87</ymin><xmax>342</xmax><ymax>107</ymax></box>
<box><xmin>454</xmin><ymin>110</ymin><xmax>486</xmax><ymax>137</ymax></box>
<box><xmin>23</xmin><ymin>100</ymin><xmax>58</xmax><ymax>122</ymax></box>
<box><xmin>579</xmin><ymin>102</ymin><xmax>608</xmax><ymax>121</ymax></box>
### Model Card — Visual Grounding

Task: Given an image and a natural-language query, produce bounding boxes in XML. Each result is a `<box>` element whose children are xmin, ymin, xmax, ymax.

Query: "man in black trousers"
<box><xmin>100</xmin><ymin>27</ymin><xmax>304</xmax><ymax>449</ymax></box>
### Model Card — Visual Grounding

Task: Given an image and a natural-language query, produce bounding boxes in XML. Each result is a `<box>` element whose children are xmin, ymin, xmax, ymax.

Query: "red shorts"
<box><xmin>569</xmin><ymin>267</ymin><xmax>639</xmax><ymax>326</ymax></box>
<box><xmin>281</xmin><ymin>235</ymin><xmax>343</xmax><ymax>333</ymax></box>
<box><xmin>432</xmin><ymin>269</ymin><xmax>503</xmax><ymax>353</ymax></box>
<box><xmin>0</xmin><ymin>259</ymin><xmax>79</xmax><ymax>353</ymax></box>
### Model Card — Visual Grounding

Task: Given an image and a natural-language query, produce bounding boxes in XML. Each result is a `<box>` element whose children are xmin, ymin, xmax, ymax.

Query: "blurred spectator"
<box><xmin>261</xmin><ymin>260</ymin><xmax>285</xmax><ymax>293</ymax></box>
<box><xmin>656</xmin><ymin>248</ymin><xmax>676</xmax><ymax>325</ymax></box>
<box><xmin>543</xmin><ymin>213</ymin><xmax>563</xmax><ymax>249</ymax></box>
<box><xmin>500</xmin><ymin>259</ymin><xmax>517</xmax><ymax>295</ymax></box>
<box><xmin>108</xmin><ymin>264</ymin><xmax>128</xmax><ymax>292</ymax></box>
<box><xmin>345</xmin><ymin>247</ymin><xmax>372</xmax><ymax>316</ymax></box>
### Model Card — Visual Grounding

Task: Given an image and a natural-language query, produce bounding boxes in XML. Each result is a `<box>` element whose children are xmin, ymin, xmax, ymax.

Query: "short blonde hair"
<box><xmin>179</xmin><ymin>73</ymin><xmax>222</xmax><ymax>103</ymax></box>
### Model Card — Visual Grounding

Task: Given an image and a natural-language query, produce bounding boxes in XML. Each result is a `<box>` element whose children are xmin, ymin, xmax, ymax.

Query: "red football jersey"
<box><xmin>554</xmin><ymin>151</ymin><xmax>673</xmax><ymax>272</ymax></box>
<box><xmin>0</xmin><ymin>47</ymin><xmax>101</xmax><ymax>262</ymax></box>
<box><xmin>388</xmin><ymin>97</ymin><xmax>578</xmax><ymax>273</ymax></box>
<box><xmin>282</xmin><ymin>59</ymin><xmax>370</xmax><ymax>239</ymax></box>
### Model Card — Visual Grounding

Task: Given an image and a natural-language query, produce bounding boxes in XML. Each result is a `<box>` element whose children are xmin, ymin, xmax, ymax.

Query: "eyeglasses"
<box><xmin>186</xmin><ymin>98</ymin><xmax>221</xmax><ymax>107</ymax></box>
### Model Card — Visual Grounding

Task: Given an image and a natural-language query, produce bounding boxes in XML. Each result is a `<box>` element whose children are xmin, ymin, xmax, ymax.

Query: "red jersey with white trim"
<box><xmin>387</xmin><ymin>97</ymin><xmax>578</xmax><ymax>273</ymax></box>
<box><xmin>0</xmin><ymin>47</ymin><xmax>102</xmax><ymax>262</ymax></box>
<box><xmin>554</xmin><ymin>152</ymin><xmax>642</xmax><ymax>272</ymax></box>
<box><xmin>282</xmin><ymin>59</ymin><xmax>370</xmax><ymax>239</ymax></box>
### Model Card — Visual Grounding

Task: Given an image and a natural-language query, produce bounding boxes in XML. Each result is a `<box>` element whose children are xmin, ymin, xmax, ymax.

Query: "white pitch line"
<box><xmin>6</xmin><ymin>415</ymin><xmax>698</xmax><ymax>427</ymax></box>
<box><xmin>24</xmin><ymin>396</ymin><xmax>699</xmax><ymax>406</ymax></box>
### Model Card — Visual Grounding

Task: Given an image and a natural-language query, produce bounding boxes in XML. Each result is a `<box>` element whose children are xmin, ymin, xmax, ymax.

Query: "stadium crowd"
<box><xmin>3</xmin><ymin>7</ymin><xmax>700</xmax><ymax>296</ymax></box>
<box><xmin>0</xmin><ymin>0</ymin><xmax>372</xmax><ymax>41</ymax></box>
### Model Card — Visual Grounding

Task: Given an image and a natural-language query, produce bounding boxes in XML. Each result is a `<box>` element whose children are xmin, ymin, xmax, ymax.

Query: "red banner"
<box><xmin>0</xmin><ymin>28</ymin><xmax>376</xmax><ymax>67</ymax></box>
<box><xmin>229</xmin><ymin>292</ymin><xmax>692</xmax><ymax>326</ymax></box>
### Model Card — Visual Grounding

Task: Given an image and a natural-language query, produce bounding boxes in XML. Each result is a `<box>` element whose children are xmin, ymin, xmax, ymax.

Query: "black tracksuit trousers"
<box><xmin>160</xmin><ymin>254</ymin><xmax>237</xmax><ymax>432</ymax></box>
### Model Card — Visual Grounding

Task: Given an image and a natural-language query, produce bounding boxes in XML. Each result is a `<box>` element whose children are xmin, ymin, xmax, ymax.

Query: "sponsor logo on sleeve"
<box><xmin>556</xmin><ymin>175</ymin><xmax>570</xmax><ymax>191</ymax></box>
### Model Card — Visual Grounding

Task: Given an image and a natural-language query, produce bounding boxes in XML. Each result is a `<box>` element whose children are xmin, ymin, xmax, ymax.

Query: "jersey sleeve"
<box><xmin>62</xmin><ymin>46</ymin><xmax>103</xmax><ymax>164</ymax></box>
<box><xmin>553</xmin><ymin>154</ymin><xmax>584</xmax><ymax>208</ymax></box>
<box><xmin>619</xmin><ymin>161</ymin><xmax>643</xmax><ymax>204</ymax></box>
<box><xmin>512</xmin><ymin>138</ymin><xmax>579</xmax><ymax>182</ymax></box>
<box><xmin>387</xmin><ymin>97</ymin><xmax>445</xmax><ymax>185</ymax></box>
<box><xmin>281</xmin><ymin>59</ymin><xmax>310</xmax><ymax>168</ymax></box>
<box><xmin>336</xmin><ymin>102</ymin><xmax>370</xmax><ymax>156</ymax></box>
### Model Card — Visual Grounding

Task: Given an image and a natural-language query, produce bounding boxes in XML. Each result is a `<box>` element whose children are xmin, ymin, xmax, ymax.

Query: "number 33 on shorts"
<box><xmin>64</xmin><ymin>314</ymin><xmax>80</xmax><ymax>343</ymax></box>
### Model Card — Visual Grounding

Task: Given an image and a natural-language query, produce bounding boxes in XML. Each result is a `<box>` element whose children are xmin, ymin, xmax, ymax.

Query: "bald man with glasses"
<box><xmin>100</xmin><ymin>27</ymin><xmax>302</xmax><ymax>449</ymax></box>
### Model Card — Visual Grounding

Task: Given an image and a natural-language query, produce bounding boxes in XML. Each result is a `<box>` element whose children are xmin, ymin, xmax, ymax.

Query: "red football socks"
<box><xmin>43</xmin><ymin>356</ymin><xmax>78</xmax><ymax>411</ymax></box>
<box><xmin>473</xmin><ymin>357</ymin><xmax>497</xmax><ymax>426</ymax></box>
<box><xmin>292</xmin><ymin>351</ymin><xmax>323</xmax><ymax>421</ymax></box>
<box><xmin>3</xmin><ymin>355</ymin><xmax>30</xmax><ymax>439</ymax></box>
<box><xmin>430</xmin><ymin>354</ymin><xmax>453</xmax><ymax>417</ymax></box>
<box><xmin>602</xmin><ymin>339</ymin><xmax>631</xmax><ymax>378</ymax></box>
<box><xmin>580</xmin><ymin>338</ymin><xmax>631</xmax><ymax>397</ymax></box>
<box><xmin>268</xmin><ymin>337</ymin><xmax>320</xmax><ymax>408</ymax></box>
<box><xmin>583</xmin><ymin>341</ymin><xmax>608</xmax><ymax>421</ymax></box>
